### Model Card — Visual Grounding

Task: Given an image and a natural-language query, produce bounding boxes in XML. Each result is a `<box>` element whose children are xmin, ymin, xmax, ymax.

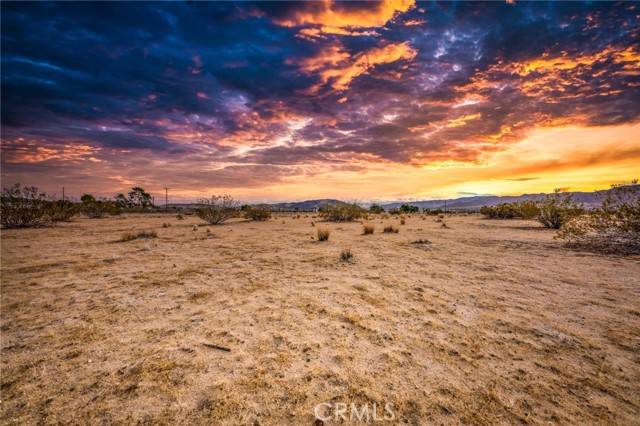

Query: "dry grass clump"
<box><xmin>362</xmin><ymin>224</ymin><xmax>375</xmax><ymax>235</ymax></box>
<box><xmin>196</xmin><ymin>195</ymin><xmax>238</xmax><ymax>224</ymax></box>
<box><xmin>162</xmin><ymin>222</ymin><xmax>171</xmax><ymax>228</ymax></box>
<box><xmin>244</xmin><ymin>206</ymin><xmax>272</xmax><ymax>221</ymax></box>
<box><xmin>317</xmin><ymin>228</ymin><xmax>330</xmax><ymax>241</ymax></box>
<box><xmin>412</xmin><ymin>239</ymin><xmax>431</xmax><ymax>245</ymax></box>
<box><xmin>339</xmin><ymin>249</ymin><xmax>354</xmax><ymax>262</ymax></box>
<box><xmin>383</xmin><ymin>225</ymin><xmax>399</xmax><ymax>233</ymax></box>
<box><xmin>176</xmin><ymin>214</ymin><xmax>184</xmax><ymax>220</ymax></box>
<box><xmin>319</xmin><ymin>203</ymin><xmax>366</xmax><ymax>222</ymax></box>
<box><xmin>119</xmin><ymin>230</ymin><xmax>158</xmax><ymax>242</ymax></box>
<box><xmin>400</xmin><ymin>217</ymin><xmax>406</xmax><ymax>225</ymax></box>
<box><xmin>558</xmin><ymin>182</ymin><xmax>639</xmax><ymax>254</ymax></box>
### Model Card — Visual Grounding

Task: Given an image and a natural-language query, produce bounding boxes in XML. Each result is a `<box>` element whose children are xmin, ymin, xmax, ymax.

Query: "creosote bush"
<box><xmin>538</xmin><ymin>190</ymin><xmax>583</xmax><ymax>229</ymax></box>
<box><xmin>480</xmin><ymin>201</ymin><xmax>540</xmax><ymax>220</ymax></box>
<box><xmin>244</xmin><ymin>206</ymin><xmax>272</xmax><ymax>221</ymax></box>
<box><xmin>1</xmin><ymin>184</ymin><xmax>49</xmax><ymax>228</ymax></box>
<box><xmin>558</xmin><ymin>182</ymin><xmax>640</xmax><ymax>254</ymax></box>
<box><xmin>119</xmin><ymin>230</ymin><xmax>158</xmax><ymax>242</ymax></box>
<box><xmin>383</xmin><ymin>225</ymin><xmax>399</xmax><ymax>233</ymax></box>
<box><xmin>362</xmin><ymin>224</ymin><xmax>375</xmax><ymax>235</ymax></box>
<box><xmin>196</xmin><ymin>195</ymin><xmax>238</xmax><ymax>225</ymax></box>
<box><xmin>319</xmin><ymin>203</ymin><xmax>366</xmax><ymax>222</ymax></box>
<box><xmin>46</xmin><ymin>200</ymin><xmax>78</xmax><ymax>222</ymax></box>
<box><xmin>317</xmin><ymin>228</ymin><xmax>330</xmax><ymax>241</ymax></box>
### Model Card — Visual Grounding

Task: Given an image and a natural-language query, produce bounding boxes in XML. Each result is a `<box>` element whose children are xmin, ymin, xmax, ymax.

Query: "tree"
<box><xmin>114</xmin><ymin>193</ymin><xmax>130</xmax><ymax>208</ymax></box>
<box><xmin>128</xmin><ymin>187</ymin><xmax>152</xmax><ymax>209</ymax></box>
<box><xmin>400</xmin><ymin>204</ymin><xmax>419</xmax><ymax>213</ymax></box>
<box><xmin>369</xmin><ymin>203</ymin><xmax>384</xmax><ymax>214</ymax></box>
<box><xmin>81</xmin><ymin>194</ymin><xmax>96</xmax><ymax>204</ymax></box>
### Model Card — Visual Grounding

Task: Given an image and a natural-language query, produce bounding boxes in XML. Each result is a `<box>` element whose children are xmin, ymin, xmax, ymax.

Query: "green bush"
<box><xmin>369</xmin><ymin>204</ymin><xmax>384</xmax><ymax>214</ymax></box>
<box><xmin>244</xmin><ymin>206</ymin><xmax>272</xmax><ymax>221</ymax></box>
<box><xmin>538</xmin><ymin>190</ymin><xmax>583</xmax><ymax>229</ymax></box>
<box><xmin>399</xmin><ymin>204</ymin><xmax>419</xmax><ymax>213</ymax></box>
<box><xmin>558</xmin><ymin>182</ymin><xmax>639</xmax><ymax>254</ymax></box>
<box><xmin>480</xmin><ymin>200</ymin><xmax>540</xmax><ymax>220</ymax></box>
<box><xmin>45</xmin><ymin>200</ymin><xmax>78</xmax><ymax>222</ymax></box>
<box><xmin>319</xmin><ymin>203</ymin><xmax>365</xmax><ymax>222</ymax></box>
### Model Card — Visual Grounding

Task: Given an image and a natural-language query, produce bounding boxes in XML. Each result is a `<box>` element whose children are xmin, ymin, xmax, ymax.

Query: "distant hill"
<box><xmin>165</xmin><ymin>185</ymin><xmax>637</xmax><ymax>211</ymax></box>
<box><xmin>380</xmin><ymin>185</ymin><xmax>638</xmax><ymax>211</ymax></box>
<box><xmin>260</xmin><ymin>199</ymin><xmax>346</xmax><ymax>211</ymax></box>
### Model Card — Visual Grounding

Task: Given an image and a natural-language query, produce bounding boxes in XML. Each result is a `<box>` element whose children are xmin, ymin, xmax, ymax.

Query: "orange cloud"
<box><xmin>276</xmin><ymin>0</ymin><xmax>415</xmax><ymax>36</ymax></box>
<box><xmin>303</xmin><ymin>41</ymin><xmax>417</xmax><ymax>91</ymax></box>
<box><xmin>446</xmin><ymin>113</ymin><xmax>482</xmax><ymax>128</ymax></box>
<box><xmin>2</xmin><ymin>139</ymin><xmax>101</xmax><ymax>164</ymax></box>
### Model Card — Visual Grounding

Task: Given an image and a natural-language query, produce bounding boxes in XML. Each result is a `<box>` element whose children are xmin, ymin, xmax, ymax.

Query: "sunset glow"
<box><xmin>1</xmin><ymin>1</ymin><xmax>639</xmax><ymax>202</ymax></box>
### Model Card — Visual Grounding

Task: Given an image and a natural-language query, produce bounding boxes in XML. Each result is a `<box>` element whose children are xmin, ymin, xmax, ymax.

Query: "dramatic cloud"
<box><xmin>1</xmin><ymin>1</ymin><xmax>639</xmax><ymax>201</ymax></box>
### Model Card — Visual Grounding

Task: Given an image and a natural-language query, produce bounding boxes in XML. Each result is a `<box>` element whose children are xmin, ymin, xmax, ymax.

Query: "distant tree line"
<box><xmin>0</xmin><ymin>184</ymin><xmax>156</xmax><ymax>227</ymax></box>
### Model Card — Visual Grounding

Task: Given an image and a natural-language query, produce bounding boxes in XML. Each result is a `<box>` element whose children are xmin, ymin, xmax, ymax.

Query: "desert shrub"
<box><xmin>480</xmin><ymin>203</ymin><xmax>519</xmax><ymax>219</ymax></box>
<box><xmin>82</xmin><ymin>200</ymin><xmax>109</xmax><ymax>218</ymax></box>
<box><xmin>319</xmin><ymin>203</ymin><xmax>365</xmax><ymax>222</ymax></box>
<box><xmin>45</xmin><ymin>200</ymin><xmax>78</xmax><ymax>223</ymax></box>
<box><xmin>196</xmin><ymin>195</ymin><xmax>238</xmax><ymax>224</ymax></box>
<box><xmin>383</xmin><ymin>225</ymin><xmax>399</xmax><ymax>233</ymax></box>
<box><xmin>515</xmin><ymin>200</ymin><xmax>540</xmax><ymax>219</ymax></box>
<box><xmin>558</xmin><ymin>182</ymin><xmax>640</xmax><ymax>254</ymax></box>
<box><xmin>389</xmin><ymin>208</ymin><xmax>400</xmax><ymax>215</ymax></box>
<box><xmin>162</xmin><ymin>222</ymin><xmax>171</xmax><ymax>228</ymax></box>
<box><xmin>244</xmin><ymin>206</ymin><xmax>271</xmax><ymax>221</ymax></box>
<box><xmin>538</xmin><ymin>190</ymin><xmax>583</xmax><ymax>229</ymax></box>
<box><xmin>317</xmin><ymin>228</ymin><xmax>330</xmax><ymax>241</ymax></box>
<box><xmin>1</xmin><ymin>184</ymin><xmax>49</xmax><ymax>228</ymax></box>
<box><xmin>399</xmin><ymin>204</ymin><xmax>419</xmax><ymax>213</ymax></box>
<box><xmin>119</xmin><ymin>230</ymin><xmax>158</xmax><ymax>242</ymax></box>
<box><xmin>369</xmin><ymin>204</ymin><xmax>384</xmax><ymax>214</ymax></box>
<box><xmin>176</xmin><ymin>214</ymin><xmax>184</xmax><ymax>220</ymax></box>
<box><xmin>400</xmin><ymin>217</ymin><xmax>406</xmax><ymax>225</ymax></box>
<box><xmin>362</xmin><ymin>224</ymin><xmax>375</xmax><ymax>235</ymax></box>
<box><xmin>339</xmin><ymin>249</ymin><xmax>354</xmax><ymax>262</ymax></box>
<box><xmin>480</xmin><ymin>201</ymin><xmax>539</xmax><ymax>220</ymax></box>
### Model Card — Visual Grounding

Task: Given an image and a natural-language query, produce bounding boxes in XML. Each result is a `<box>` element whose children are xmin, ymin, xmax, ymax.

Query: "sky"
<box><xmin>1</xmin><ymin>1</ymin><xmax>639</xmax><ymax>203</ymax></box>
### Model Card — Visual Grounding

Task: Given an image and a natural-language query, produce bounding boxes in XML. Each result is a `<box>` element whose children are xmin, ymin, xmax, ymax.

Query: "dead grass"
<box><xmin>1</xmin><ymin>213</ymin><xmax>639</xmax><ymax>424</ymax></box>
<box><xmin>118</xmin><ymin>230</ymin><xmax>158</xmax><ymax>242</ymax></box>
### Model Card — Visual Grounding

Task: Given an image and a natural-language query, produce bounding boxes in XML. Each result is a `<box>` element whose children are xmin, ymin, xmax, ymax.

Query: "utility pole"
<box><xmin>165</xmin><ymin>186</ymin><xmax>168</xmax><ymax>211</ymax></box>
<box><xmin>62</xmin><ymin>186</ymin><xmax>65</xmax><ymax>202</ymax></box>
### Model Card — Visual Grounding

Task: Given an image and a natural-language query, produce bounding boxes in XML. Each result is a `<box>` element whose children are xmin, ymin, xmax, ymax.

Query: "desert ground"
<box><xmin>1</xmin><ymin>213</ymin><xmax>639</xmax><ymax>425</ymax></box>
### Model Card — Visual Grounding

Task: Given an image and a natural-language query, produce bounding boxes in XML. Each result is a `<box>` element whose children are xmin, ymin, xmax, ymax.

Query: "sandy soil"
<box><xmin>1</xmin><ymin>213</ymin><xmax>639</xmax><ymax>425</ymax></box>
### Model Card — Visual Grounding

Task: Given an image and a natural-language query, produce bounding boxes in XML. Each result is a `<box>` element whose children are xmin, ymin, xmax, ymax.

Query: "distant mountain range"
<box><xmin>263</xmin><ymin>185</ymin><xmax>637</xmax><ymax>211</ymax></box>
<box><xmin>167</xmin><ymin>185</ymin><xmax>637</xmax><ymax>211</ymax></box>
